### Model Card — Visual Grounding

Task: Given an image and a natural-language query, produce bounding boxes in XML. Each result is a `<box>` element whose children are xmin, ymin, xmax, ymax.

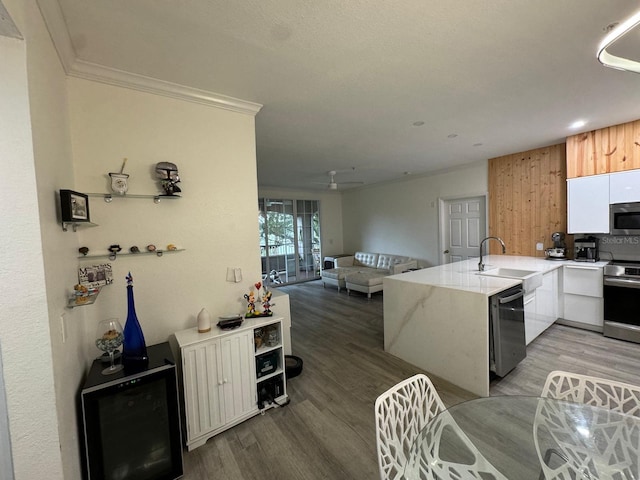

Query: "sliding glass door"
<box><xmin>259</xmin><ymin>198</ymin><xmax>321</xmax><ymax>286</ymax></box>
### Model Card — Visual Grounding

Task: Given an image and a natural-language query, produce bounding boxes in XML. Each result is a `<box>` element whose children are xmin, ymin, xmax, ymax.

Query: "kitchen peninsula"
<box><xmin>383</xmin><ymin>255</ymin><xmax>607</xmax><ymax>397</ymax></box>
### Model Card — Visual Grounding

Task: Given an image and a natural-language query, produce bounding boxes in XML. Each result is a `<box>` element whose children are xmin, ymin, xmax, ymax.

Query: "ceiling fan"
<box><xmin>323</xmin><ymin>169</ymin><xmax>365</xmax><ymax>190</ymax></box>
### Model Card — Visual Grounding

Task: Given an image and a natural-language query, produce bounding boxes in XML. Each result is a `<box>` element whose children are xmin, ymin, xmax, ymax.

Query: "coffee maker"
<box><xmin>574</xmin><ymin>236</ymin><xmax>599</xmax><ymax>262</ymax></box>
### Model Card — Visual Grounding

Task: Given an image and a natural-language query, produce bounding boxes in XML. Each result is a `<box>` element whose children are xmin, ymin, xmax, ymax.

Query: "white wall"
<box><xmin>341</xmin><ymin>161</ymin><xmax>488</xmax><ymax>267</ymax></box>
<box><xmin>258</xmin><ymin>187</ymin><xmax>345</xmax><ymax>257</ymax></box>
<box><xmin>2</xmin><ymin>2</ymin><xmax>262</xmax><ymax>479</ymax></box>
<box><xmin>68</xmin><ymin>77</ymin><xmax>261</xmax><ymax>346</ymax></box>
<box><xmin>0</xmin><ymin>19</ymin><xmax>64</xmax><ymax>480</ymax></box>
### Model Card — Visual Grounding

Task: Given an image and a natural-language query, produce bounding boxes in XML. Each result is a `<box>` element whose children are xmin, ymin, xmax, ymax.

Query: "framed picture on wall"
<box><xmin>60</xmin><ymin>190</ymin><xmax>90</xmax><ymax>223</ymax></box>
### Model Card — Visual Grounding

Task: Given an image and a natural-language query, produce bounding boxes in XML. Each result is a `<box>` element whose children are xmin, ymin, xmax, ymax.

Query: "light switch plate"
<box><xmin>536</xmin><ymin>243</ymin><xmax>544</xmax><ymax>251</ymax></box>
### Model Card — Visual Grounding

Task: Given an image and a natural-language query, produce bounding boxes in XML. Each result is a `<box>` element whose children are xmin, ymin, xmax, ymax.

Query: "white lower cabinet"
<box><xmin>525</xmin><ymin>269</ymin><xmax>559</xmax><ymax>345</ymax></box>
<box><xmin>176</xmin><ymin>317</ymin><xmax>287</xmax><ymax>451</ymax></box>
<box><xmin>560</xmin><ymin>265</ymin><xmax>604</xmax><ymax>331</ymax></box>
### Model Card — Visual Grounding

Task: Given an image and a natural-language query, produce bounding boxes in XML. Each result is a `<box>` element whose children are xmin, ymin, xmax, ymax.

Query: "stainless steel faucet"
<box><xmin>478</xmin><ymin>236</ymin><xmax>506</xmax><ymax>271</ymax></box>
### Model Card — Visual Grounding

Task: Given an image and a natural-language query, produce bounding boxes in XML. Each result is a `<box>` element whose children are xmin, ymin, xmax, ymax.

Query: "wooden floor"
<box><xmin>182</xmin><ymin>280</ymin><xmax>640</xmax><ymax>479</ymax></box>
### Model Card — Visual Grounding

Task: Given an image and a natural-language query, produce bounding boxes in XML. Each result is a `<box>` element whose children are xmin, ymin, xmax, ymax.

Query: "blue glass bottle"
<box><xmin>122</xmin><ymin>272</ymin><xmax>148</xmax><ymax>371</ymax></box>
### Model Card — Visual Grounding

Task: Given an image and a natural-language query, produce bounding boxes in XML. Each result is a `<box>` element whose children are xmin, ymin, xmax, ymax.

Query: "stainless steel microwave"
<box><xmin>611</xmin><ymin>202</ymin><xmax>640</xmax><ymax>235</ymax></box>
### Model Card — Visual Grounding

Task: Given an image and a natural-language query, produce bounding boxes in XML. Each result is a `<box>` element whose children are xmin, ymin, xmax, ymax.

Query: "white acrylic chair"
<box><xmin>535</xmin><ymin>370</ymin><xmax>640</xmax><ymax>479</ymax></box>
<box><xmin>541</xmin><ymin>370</ymin><xmax>640</xmax><ymax>416</ymax></box>
<box><xmin>375</xmin><ymin>374</ymin><xmax>445</xmax><ymax>480</ymax></box>
<box><xmin>374</xmin><ymin>374</ymin><xmax>507</xmax><ymax>480</ymax></box>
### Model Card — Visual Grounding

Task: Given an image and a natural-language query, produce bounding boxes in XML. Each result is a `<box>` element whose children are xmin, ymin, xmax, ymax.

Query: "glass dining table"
<box><xmin>403</xmin><ymin>396</ymin><xmax>640</xmax><ymax>479</ymax></box>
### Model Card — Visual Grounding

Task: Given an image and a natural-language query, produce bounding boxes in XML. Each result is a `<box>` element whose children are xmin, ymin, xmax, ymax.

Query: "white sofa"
<box><xmin>321</xmin><ymin>252</ymin><xmax>417</xmax><ymax>298</ymax></box>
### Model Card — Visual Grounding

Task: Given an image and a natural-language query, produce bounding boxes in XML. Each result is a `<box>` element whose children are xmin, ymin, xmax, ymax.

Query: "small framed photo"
<box><xmin>78</xmin><ymin>264</ymin><xmax>113</xmax><ymax>288</ymax></box>
<box><xmin>60</xmin><ymin>190</ymin><xmax>90</xmax><ymax>223</ymax></box>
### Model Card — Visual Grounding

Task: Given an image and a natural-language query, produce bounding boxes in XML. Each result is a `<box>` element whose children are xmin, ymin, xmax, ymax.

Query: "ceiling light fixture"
<box><xmin>597</xmin><ymin>10</ymin><xmax>640</xmax><ymax>73</ymax></box>
<box><xmin>447</xmin><ymin>133</ymin><xmax>458</xmax><ymax>138</ymax></box>
<box><xmin>570</xmin><ymin>120</ymin><xmax>587</xmax><ymax>130</ymax></box>
<box><xmin>412</xmin><ymin>121</ymin><xmax>425</xmax><ymax>126</ymax></box>
<box><xmin>473</xmin><ymin>143</ymin><xmax>483</xmax><ymax>147</ymax></box>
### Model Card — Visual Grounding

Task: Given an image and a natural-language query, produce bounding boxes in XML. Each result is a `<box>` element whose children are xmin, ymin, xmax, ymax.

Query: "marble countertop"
<box><xmin>386</xmin><ymin>255</ymin><xmax>609</xmax><ymax>296</ymax></box>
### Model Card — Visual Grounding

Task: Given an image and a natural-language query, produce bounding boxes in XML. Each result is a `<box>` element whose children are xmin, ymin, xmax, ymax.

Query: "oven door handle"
<box><xmin>604</xmin><ymin>277</ymin><xmax>640</xmax><ymax>289</ymax></box>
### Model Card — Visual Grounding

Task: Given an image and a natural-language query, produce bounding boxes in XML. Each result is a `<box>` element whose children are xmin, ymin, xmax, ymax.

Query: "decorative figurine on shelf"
<box><xmin>261</xmin><ymin>286</ymin><xmax>273</xmax><ymax>315</ymax></box>
<box><xmin>108</xmin><ymin>244</ymin><xmax>122</xmax><ymax>260</ymax></box>
<box><xmin>109</xmin><ymin>158</ymin><xmax>129</xmax><ymax>195</ymax></box>
<box><xmin>244</xmin><ymin>289</ymin><xmax>257</xmax><ymax>317</ymax></box>
<box><xmin>243</xmin><ymin>282</ymin><xmax>274</xmax><ymax>318</ymax></box>
<box><xmin>155</xmin><ymin>161</ymin><xmax>181</xmax><ymax>196</ymax></box>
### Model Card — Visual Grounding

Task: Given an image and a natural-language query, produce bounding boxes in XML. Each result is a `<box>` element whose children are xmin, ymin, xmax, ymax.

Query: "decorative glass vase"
<box><xmin>122</xmin><ymin>272</ymin><xmax>148</xmax><ymax>371</ymax></box>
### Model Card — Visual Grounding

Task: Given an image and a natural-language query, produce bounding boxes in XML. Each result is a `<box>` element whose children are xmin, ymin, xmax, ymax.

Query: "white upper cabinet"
<box><xmin>567</xmin><ymin>175</ymin><xmax>610</xmax><ymax>234</ymax></box>
<box><xmin>609</xmin><ymin>170</ymin><xmax>640</xmax><ymax>204</ymax></box>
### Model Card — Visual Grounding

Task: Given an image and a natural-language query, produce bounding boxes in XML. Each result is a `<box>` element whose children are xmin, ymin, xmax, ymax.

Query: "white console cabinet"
<box><xmin>567</xmin><ymin>175</ymin><xmax>610</xmax><ymax>234</ymax></box>
<box><xmin>175</xmin><ymin>317</ymin><xmax>287</xmax><ymax>451</ymax></box>
<box><xmin>560</xmin><ymin>265</ymin><xmax>604</xmax><ymax>332</ymax></box>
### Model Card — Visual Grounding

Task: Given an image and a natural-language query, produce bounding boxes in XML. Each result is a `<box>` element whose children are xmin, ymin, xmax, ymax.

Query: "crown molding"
<box><xmin>36</xmin><ymin>0</ymin><xmax>262</xmax><ymax>116</ymax></box>
<box><xmin>68</xmin><ymin>60</ymin><xmax>262</xmax><ymax>115</ymax></box>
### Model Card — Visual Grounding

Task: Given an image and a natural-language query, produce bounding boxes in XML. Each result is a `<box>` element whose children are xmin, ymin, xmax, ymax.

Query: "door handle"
<box><xmin>443</xmin><ymin>250</ymin><xmax>450</xmax><ymax>254</ymax></box>
<box><xmin>499</xmin><ymin>291</ymin><xmax>524</xmax><ymax>304</ymax></box>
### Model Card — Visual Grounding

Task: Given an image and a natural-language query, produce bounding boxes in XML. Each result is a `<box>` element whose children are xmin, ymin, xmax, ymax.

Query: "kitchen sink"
<box><xmin>476</xmin><ymin>267</ymin><xmax>543</xmax><ymax>292</ymax></box>
<box><xmin>478</xmin><ymin>268</ymin><xmax>538</xmax><ymax>278</ymax></box>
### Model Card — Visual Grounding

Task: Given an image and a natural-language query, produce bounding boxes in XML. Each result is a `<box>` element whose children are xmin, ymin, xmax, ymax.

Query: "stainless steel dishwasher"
<box><xmin>489</xmin><ymin>285</ymin><xmax>526</xmax><ymax>377</ymax></box>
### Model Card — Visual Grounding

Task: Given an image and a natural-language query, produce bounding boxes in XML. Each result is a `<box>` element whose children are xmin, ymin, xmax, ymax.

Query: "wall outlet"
<box><xmin>536</xmin><ymin>242</ymin><xmax>544</xmax><ymax>251</ymax></box>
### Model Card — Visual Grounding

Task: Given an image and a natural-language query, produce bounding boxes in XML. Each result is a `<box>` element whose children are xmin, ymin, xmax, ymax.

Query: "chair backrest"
<box><xmin>542</xmin><ymin>370</ymin><xmax>640</xmax><ymax>417</ymax></box>
<box><xmin>374</xmin><ymin>374</ymin><xmax>445</xmax><ymax>480</ymax></box>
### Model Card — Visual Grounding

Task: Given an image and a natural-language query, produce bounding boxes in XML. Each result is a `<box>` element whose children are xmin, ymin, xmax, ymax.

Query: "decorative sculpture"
<box><xmin>155</xmin><ymin>162</ymin><xmax>181</xmax><ymax>196</ymax></box>
<box><xmin>244</xmin><ymin>281</ymin><xmax>274</xmax><ymax>318</ymax></box>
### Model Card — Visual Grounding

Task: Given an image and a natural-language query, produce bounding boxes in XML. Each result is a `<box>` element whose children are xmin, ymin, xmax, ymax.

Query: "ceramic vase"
<box><xmin>197</xmin><ymin>308</ymin><xmax>212</xmax><ymax>333</ymax></box>
<box><xmin>122</xmin><ymin>272</ymin><xmax>148</xmax><ymax>371</ymax></box>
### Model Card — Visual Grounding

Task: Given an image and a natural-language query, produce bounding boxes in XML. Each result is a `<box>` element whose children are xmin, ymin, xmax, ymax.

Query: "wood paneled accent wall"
<box><xmin>566</xmin><ymin>118</ymin><xmax>640</xmax><ymax>178</ymax></box>
<box><xmin>488</xmin><ymin>144</ymin><xmax>569</xmax><ymax>257</ymax></box>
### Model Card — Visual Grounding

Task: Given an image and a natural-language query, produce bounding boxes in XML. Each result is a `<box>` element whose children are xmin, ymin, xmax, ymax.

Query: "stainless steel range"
<box><xmin>603</xmin><ymin>260</ymin><xmax>640</xmax><ymax>343</ymax></box>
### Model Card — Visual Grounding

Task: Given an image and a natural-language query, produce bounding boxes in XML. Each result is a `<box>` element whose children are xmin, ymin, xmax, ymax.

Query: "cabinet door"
<box><xmin>537</xmin><ymin>269</ymin><xmax>558</xmax><ymax>321</ymax></box>
<box><xmin>567</xmin><ymin>176</ymin><xmax>610</xmax><ymax>233</ymax></box>
<box><xmin>562</xmin><ymin>265</ymin><xmax>604</xmax><ymax>329</ymax></box>
<box><xmin>563</xmin><ymin>265</ymin><xmax>603</xmax><ymax>297</ymax></box>
<box><xmin>220</xmin><ymin>330</ymin><xmax>257</xmax><ymax>423</ymax></box>
<box><xmin>182</xmin><ymin>341</ymin><xmax>224</xmax><ymax>441</ymax></box>
<box><xmin>610</xmin><ymin>170</ymin><xmax>640</xmax><ymax>204</ymax></box>
<box><xmin>524</xmin><ymin>290</ymin><xmax>537</xmax><ymax>345</ymax></box>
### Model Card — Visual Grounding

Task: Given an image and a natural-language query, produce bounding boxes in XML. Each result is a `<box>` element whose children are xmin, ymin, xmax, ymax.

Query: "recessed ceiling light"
<box><xmin>570</xmin><ymin>120</ymin><xmax>587</xmax><ymax>130</ymax></box>
<box><xmin>447</xmin><ymin>133</ymin><xmax>458</xmax><ymax>138</ymax></box>
<box><xmin>473</xmin><ymin>143</ymin><xmax>483</xmax><ymax>147</ymax></box>
<box><xmin>412</xmin><ymin>121</ymin><xmax>425</xmax><ymax>126</ymax></box>
<box><xmin>404</xmin><ymin>171</ymin><xmax>412</xmax><ymax>175</ymax></box>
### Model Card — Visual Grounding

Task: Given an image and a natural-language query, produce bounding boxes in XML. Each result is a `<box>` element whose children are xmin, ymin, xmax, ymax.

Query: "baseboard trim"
<box><xmin>555</xmin><ymin>318</ymin><xmax>604</xmax><ymax>333</ymax></box>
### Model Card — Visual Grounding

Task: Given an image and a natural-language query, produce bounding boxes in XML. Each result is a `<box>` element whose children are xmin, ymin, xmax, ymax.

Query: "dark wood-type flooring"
<box><xmin>182</xmin><ymin>280</ymin><xmax>640</xmax><ymax>479</ymax></box>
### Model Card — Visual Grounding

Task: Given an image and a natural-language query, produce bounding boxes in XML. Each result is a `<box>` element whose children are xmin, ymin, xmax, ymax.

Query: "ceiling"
<box><xmin>40</xmin><ymin>0</ymin><xmax>640</xmax><ymax>191</ymax></box>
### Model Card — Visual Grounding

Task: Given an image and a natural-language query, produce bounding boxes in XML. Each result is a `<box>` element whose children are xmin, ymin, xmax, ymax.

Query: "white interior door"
<box><xmin>440</xmin><ymin>196</ymin><xmax>487</xmax><ymax>264</ymax></box>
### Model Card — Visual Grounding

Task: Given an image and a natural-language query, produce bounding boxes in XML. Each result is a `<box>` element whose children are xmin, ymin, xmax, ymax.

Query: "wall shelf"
<box><xmin>78</xmin><ymin>248</ymin><xmax>185</xmax><ymax>260</ymax></box>
<box><xmin>67</xmin><ymin>288</ymin><xmax>101</xmax><ymax>308</ymax></box>
<box><xmin>87</xmin><ymin>193</ymin><xmax>181</xmax><ymax>204</ymax></box>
